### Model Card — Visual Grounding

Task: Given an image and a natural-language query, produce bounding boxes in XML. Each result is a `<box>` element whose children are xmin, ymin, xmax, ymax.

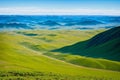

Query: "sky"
<box><xmin>0</xmin><ymin>0</ymin><xmax>120</xmax><ymax>15</ymax></box>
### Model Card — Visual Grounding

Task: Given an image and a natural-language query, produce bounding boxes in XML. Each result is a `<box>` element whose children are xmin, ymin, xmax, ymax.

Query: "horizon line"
<box><xmin>0</xmin><ymin>14</ymin><xmax>120</xmax><ymax>16</ymax></box>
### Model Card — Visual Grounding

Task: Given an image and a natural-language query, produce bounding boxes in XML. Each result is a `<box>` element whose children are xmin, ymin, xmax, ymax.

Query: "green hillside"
<box><xmin>0</xmin><ymin>30</ymin><xmax>120</xmax><ymax>80</ymax></box>
<box><xmin>55</xmin><ymin>26</ymin><xmax>120</xmax><ymax>61</ymax></box>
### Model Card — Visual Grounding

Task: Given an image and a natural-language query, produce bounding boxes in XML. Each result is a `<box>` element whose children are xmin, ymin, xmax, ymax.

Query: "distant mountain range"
<box><xmin>0</xmin><ymin>15</ymin><xmax>120</xmax><ymax>30</ymax></box>
<box><xmin>54</xmin><ymin>26</ymin><xmax>120</xmax><ymax>61</ymax></box>
<box><xmin>0</xmin><ymin>22</ymin><xmax>32</xmax><ymax>30</ymax></box>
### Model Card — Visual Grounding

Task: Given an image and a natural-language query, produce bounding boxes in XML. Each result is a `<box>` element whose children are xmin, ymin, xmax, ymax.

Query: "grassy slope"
<box><xmin>0</xmin><ymin>30</ymin><xmax>120</xmax><ymax>79</ymax></box>
<box><xmin>44</xmin><ymin>52</ymin><xmax>120</xmax><ymax>71</ymax></box>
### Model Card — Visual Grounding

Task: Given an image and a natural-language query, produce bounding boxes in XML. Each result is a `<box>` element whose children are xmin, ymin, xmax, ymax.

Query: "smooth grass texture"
<box><xmin>0</xmin><ymin>30</ymin><xmax>120</xmax><ymax>80</ymax></box>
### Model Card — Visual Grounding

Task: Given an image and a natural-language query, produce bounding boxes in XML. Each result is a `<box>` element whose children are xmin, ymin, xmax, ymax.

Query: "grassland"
<box><xmin>0</xmin><ymin>29</ymin><xmax>120</xmax><ymax>80</ymax></box>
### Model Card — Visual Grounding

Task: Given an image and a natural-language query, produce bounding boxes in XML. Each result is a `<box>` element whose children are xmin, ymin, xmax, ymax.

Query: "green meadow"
<box><xmin>0</xmin><ymin>29</ymin><xmax>120</xmax><ymax>80</ymax></box>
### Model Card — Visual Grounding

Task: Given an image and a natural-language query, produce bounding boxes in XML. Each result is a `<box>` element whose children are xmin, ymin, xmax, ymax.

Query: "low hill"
<box><xmin>54</xmin><ymin>26</ymin><xmax>120</xmax><ymax>61</ymax></box>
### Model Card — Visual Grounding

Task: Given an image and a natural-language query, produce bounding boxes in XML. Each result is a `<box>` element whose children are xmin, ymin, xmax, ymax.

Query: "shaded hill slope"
<box><xmin>54</xmin><ymin>26</ymin><xmax>120</xmax><ymax>61</ymax></box>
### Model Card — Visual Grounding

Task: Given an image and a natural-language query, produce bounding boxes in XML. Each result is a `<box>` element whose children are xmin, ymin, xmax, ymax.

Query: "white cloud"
<box><xmin>0</xmin><ymin>7</ymin><xmax>120</xmax><ymax>15</ymax></box>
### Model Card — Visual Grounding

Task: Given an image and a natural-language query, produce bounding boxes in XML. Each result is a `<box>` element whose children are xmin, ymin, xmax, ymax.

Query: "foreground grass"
<box><xmin>0</xmin><ymin>71</ymin><xmax>119</xmax><ymax>80</ymax></box>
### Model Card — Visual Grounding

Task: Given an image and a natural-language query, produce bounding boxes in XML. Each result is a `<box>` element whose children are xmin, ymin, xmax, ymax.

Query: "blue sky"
<box><xmin>0</xmin><ymin>0</ymin><xmax>120</xmax><ymax>15</ymax></box>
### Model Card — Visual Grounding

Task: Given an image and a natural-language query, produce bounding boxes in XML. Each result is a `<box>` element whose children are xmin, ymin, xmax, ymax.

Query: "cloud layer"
<box><xmin>0</xmin><ymin>7</ymin><xmax>120</xmax><ymax>15</ymax></box>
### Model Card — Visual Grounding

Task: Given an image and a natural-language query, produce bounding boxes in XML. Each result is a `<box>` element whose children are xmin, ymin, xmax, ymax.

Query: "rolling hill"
<box><xmin>14</xmin><ymin>29</ymin><xmax>120</xmax><ymax>71</ymax></box>
<box><xmin>0</xmin><ymin>29</ymin><xmax>120</xmax><ymax>79</ymax></box>
<box><xmin>54</xmin><ymin>26</ymin><xmax>120</xmax><ymax>61</ymax></box>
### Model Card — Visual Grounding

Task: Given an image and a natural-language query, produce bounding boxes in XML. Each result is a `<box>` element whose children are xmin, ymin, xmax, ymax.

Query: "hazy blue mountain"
<box><xmin>65</xmin><ymin>19</ymin><xmax>104</xmax><ymax>26</ymax></box>
<box><xmin>38</xmin><ymin>20</ymin><xmax>61</xmax><ymax>26</ymax></box>
<box><xmin>0</xmin><ymin>22</ymin><xmax>32</xmax><ymax>30</ymax></box>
